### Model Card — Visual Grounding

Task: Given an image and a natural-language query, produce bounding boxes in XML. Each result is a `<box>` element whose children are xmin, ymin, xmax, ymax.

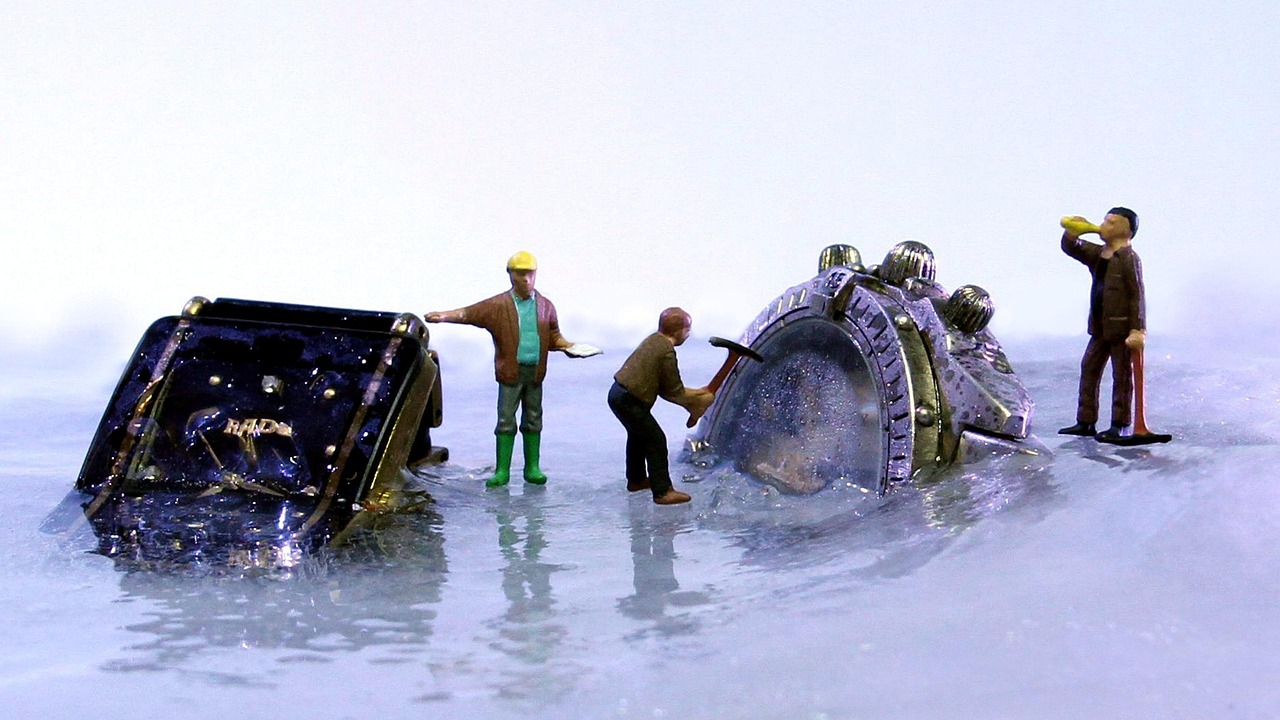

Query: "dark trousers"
<box><xmin>1076</xmin><ymin>335</ymin><xmax>1133</xmax><ymax>428</ymax></box>
<box><xmin>607</xmin><ymin>381</ymin><xmax>672</xmax><ymax>498</ymax></box>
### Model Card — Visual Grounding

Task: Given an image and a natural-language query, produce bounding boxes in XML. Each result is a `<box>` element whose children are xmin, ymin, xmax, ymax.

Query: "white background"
<box><xmin>4</xmin><ymin>2</ymin><xmax>1277</xmax><ymax>356</ymax></box>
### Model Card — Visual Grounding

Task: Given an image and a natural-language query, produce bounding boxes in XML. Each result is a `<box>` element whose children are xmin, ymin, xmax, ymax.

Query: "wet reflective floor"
<box><xmin>3</xmin><ymin>336</ymin><xmax>1279</xmax><ymax>718</ymax></box>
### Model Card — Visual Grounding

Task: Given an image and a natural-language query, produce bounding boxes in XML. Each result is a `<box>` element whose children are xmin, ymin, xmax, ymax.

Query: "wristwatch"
<box><xmin>684</xmin><ymin>242</ymin><xmax>1036</xmax><ymax>495</ymax></box>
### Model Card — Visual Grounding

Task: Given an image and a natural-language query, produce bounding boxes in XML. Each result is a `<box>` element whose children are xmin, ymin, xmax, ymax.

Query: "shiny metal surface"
<box><xmin>817</xmin><ymin>243</ymin><xmax>863</xmax><ymax>273</ymax></box>
<box><xmin>943</xmin><ymin>284</ymin><xmax>995</xmax><ymax>334</ymax></box>
<box><xmin>878</xmin><ymin>240</ymin><xmax>937</xmax><ymax>287</ymax></box>
<box><xmin>686</xmin><ymin>243</ymin><xmax>1036</xmax><ymax>495</ymax></box>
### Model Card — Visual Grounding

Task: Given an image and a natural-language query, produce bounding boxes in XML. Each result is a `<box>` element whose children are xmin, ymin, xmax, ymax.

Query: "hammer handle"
<box><xmin>706</xmin><ymin>352</ymin><xmax>742</xmax><ymax>394</ymax></box>
<box><xmin>685</xmin><ymin>352</ymin><xmax>742</xmax><ymax>428</ymax></box>
<box><xmin>1132</xmin><ymin>346</ymin><xmax>1150</xmax><ymax>435</ymax></box>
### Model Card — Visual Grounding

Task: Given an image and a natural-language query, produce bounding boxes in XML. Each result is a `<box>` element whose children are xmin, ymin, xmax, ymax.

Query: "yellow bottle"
<box><xmin>1059</xmin><ymin>216</ymin><xmax>1100</xmax><ymax>236</ymax></box>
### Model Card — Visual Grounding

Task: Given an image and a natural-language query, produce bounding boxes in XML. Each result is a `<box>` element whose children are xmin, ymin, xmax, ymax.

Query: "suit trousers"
<box><xmin>1076</xmin><ymin>335</ymin><xmax>1133</xmax><ymax>428</ymax></box>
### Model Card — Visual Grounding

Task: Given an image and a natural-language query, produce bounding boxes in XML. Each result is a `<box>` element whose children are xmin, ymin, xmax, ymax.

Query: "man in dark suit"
<box><xmin>1058</xmin><ymin>207</ymin><xmax>1146</xmax><ymax>442</ymax></box>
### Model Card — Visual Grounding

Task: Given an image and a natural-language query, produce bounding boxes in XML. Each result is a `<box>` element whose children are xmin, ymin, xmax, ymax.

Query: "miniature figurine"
<box><xmin>608</xmin><ymin>308</ymin><xmax>714</xmax><ymax>505</ymax></box>
<box><xmin>1057</xmin><ymin>209</ymin><xmax>1168</xmax><ymax>444</ymax></box>
<box><xmin>427</xmin><ymin>251</ymin><xmax>599</xmax><ymax>488</ymax></box>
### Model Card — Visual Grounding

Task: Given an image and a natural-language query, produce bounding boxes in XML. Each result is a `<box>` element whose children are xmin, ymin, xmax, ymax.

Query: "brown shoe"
<box><xmin>653</xmin><ymin>489</ymin><xmax>691</xmax><ymax>505</ymax></box>
<box><xmin>627</xmin><ymin>477</ymin><xmax>650</xmax><ymax>492</ymax></box>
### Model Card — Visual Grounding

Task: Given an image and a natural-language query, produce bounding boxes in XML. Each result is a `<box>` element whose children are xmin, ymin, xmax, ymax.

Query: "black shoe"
<box><xmin>1094</xmin><ymin>426</ymin><xmax>1129</xmax><ymax>443</ymax></box>
<box><xmin>1101</xmin><ymin>430</ymin><xmax>1174</xmax><ymax>446</ymax></box>
<box><xmin>1058</xmin><ymin>422</ymin><xmax>1096</xmax><ymax>436</ymax></box>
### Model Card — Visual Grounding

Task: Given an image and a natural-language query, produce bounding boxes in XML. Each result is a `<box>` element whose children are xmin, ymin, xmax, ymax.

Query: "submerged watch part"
<box><xmin>68</xmin><ymin>297</ymin><xmax>447</xmax><ymax>569</ymax></box>
<box><xmin>685</xmin><ymin>243</ymin><xmax>1036</xmax><ymax>495</ymax></box>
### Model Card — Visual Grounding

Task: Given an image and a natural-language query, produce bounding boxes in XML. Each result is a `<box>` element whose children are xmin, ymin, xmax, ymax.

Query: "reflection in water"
<box><xmin>86</xmin><ymin>440</ymin><xmax>1069</xmax><ymax>696</ymax></box>
<box><xmin>617</xmin><ymin>501</ymin><xmax>713</xmax><ymax>639</ymax></box>
<box><xmin>1061</xmin><ymin>434</ymin><xmax>1211</xmax><ymax>479</ymax></box>
<box><xmin>914</xmin><ymin>451</ymin><xmax>1059</xmax><ymax>533</ymax></box>
<box><xmin>484</xmin><ymin>488</ymin><xmax>574</xmax><ymax>699</ymax></box>
<box><xmin>102</xmin><ymin>502</ymin><xmax>448</xmax><ymax>684</ymax></box>
<box><xmin>16</xmin><ymin>338</ymin><xmax>1265</xmax><ymax>717</ymax></box>
<box><xmin>694</xmin><ymin>447</ymin><xmax>1063</xmax><ymax>585</ymax></box>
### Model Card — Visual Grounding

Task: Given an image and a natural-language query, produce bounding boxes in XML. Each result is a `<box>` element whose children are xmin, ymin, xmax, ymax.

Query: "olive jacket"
<box><xmin>613</xmin><ymin>332</ymin><xmax>688</xmax><ymax>408</ymax></box>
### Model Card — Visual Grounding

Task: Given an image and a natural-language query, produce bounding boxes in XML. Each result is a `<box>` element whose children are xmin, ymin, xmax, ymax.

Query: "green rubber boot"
<box><xmin>522</xmin><ymin>432</ymin><xmax>548</xmax><ymax>485</ymax></box>
<box><xmin>487</xmin><ymin>433</ymin><xmax>516</xmax><ymax>488</ymax></box>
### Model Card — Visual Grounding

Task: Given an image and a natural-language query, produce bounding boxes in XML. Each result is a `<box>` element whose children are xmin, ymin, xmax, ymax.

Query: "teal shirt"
<box><xmin>513</xmin><ymin>292</ymin><xmax>540</xmax><ymax>365</ymax></box>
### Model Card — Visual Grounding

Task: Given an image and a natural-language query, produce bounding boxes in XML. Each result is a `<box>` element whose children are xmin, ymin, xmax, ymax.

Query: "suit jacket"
<box><xmin>1061</xmin><ymin>234</ymin><xmax>1145</xmax><ymax>340</ymax></box>
<box><xmin>463</xmin><ymin>291</ymin><xmax>564</xmax><ymax>384</ymax></box>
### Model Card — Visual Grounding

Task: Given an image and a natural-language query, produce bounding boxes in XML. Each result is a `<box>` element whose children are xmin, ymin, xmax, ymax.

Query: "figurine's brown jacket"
<box><xmin>1061</xmin><ymin>234</ymin><xmax>1146</xmax><ymax>340</ymax></box>
<box><xmin>613</xmin><ymin>332</ymin><xmax>688</xmax><ymax>408</ymax></box>
<box><xmin>462</xmin><ymin>291</ymin><xmax>565</xmax><ymax>384</ymax></box>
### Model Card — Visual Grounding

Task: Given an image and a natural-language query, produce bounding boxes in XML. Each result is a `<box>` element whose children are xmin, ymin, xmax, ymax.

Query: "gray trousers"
<box><xmin>495</xmin><ymin>364</ymin><xmax>543</xmax><ymax>435</ymax></box>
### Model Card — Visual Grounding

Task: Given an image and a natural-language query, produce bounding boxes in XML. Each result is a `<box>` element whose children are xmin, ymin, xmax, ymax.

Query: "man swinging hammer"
<box><xmin>608</xmin><ymin>307</ymin><xmax>715</xmax><ymax>505</ymax></box>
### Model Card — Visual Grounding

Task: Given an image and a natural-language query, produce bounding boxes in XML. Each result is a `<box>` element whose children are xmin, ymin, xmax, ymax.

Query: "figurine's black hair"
<box><xmin>1108</xmin><ymin>207</ymin><xmax>1138</xmax><ymax>237</ymax></box>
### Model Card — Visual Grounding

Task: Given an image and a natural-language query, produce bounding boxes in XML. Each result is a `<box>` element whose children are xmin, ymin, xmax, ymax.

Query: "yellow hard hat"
<box><xmin>506</xmin><ymin>250</ymin><xmax>538</xmax><ymax>271</ymax></box>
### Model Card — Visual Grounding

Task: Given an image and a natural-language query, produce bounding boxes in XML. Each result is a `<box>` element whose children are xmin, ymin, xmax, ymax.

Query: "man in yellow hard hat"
<box><xmin>427</xmin><ymin>251</ymin><xmax>599</xmax><ymax>487</ymax></box>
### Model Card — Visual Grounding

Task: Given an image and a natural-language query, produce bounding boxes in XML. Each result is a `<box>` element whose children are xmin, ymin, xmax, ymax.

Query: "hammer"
<box><xmin>1098</xmin><ymin>346</ymin><xmax>1173</xmax><ymax>446</ymax></box>
<box><xmin>686</xmin><ymin>336</ymin><xmax>764</xmax><ymax>428</ymax></box>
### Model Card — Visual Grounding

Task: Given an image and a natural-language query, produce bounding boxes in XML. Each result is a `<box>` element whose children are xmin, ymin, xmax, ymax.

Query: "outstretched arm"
<box><xmin>656</xmin><ymin>348</ymin><xmax>713</xmax><ymax>412</ymax></box>
<box><xmin>425</xmin><ymin>308</ymin><xmax>467</xmax><ymax>324</ymax></box>
<box><xmin>672</xmin><ymin>386</ymin><xmax>715</xmax><ymax>413</ymax></box>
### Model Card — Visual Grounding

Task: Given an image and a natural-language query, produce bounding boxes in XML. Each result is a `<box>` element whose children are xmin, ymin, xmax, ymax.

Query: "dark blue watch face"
<box><xmin>75</xmin><ymin>301</ymin><xmax>428</xmax><ymax>565</ymax></box>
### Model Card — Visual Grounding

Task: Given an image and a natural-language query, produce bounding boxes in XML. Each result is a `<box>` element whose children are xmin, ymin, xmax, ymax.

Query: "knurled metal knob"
<box><xmin>943</xmin><ymin>284</ymin><xmax>994</xmax><ymax>333</ymax></box>
<box><xmin>818</xmin><ymin>244</ymin><xmax>864</xmax><ymax>273</ymax></box>
<box><xmin>879</xmin><ymin>241</ymin><xmax>936</xmax><ymax>287</ymax></box>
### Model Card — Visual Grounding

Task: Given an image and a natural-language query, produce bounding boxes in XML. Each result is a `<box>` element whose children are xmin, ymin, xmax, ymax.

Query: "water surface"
<box><xmin>3</xmin><ymin>335</ymin><xmax>1277</xmax><ymax>718</ymax></box>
